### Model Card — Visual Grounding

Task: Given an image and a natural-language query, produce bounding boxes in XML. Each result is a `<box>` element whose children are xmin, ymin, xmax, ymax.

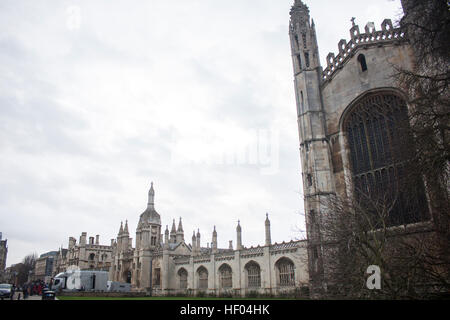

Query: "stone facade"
<box><xmin>289</xmin><ymin>0</ymin><xmax>433</xmax><ymax>294</ymax></box>
<box><xmin>34</xmin><ymin>251</ymin><xmax>58</xmax><ymax>282</ymax></box>
<box><xmin>110</xmin><ymin>184</ymin><xmax>309</xmax><ymax>296</ymax></box>
<box><xmin>55</xmin><ymin>232</ymin><xmax>113</xmax><ymax>273</ymax></box>
<box><xmin>0</xmin><ymin>233</ymin><xmax>7</xmax><ymax>272</ymax></box>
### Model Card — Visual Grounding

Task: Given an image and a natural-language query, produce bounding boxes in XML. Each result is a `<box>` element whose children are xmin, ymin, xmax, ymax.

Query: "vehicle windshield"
<box><xmin>0</xmin><ymin>284</ymin><xmax>11</xmax><ymax>289</ymax></box>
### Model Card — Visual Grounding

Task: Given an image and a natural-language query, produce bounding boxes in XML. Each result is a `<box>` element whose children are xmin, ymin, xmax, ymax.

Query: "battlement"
<box><xmin>322</xmin><ymin>19</ymin><xmax>406</xmax><ymax>83</ymax></box>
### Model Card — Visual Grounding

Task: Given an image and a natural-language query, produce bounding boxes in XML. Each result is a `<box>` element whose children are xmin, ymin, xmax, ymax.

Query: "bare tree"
<box><xmin>14</xmin><ymin>253</ymin><xmax>37</xmax><ymax>285</ymax></box>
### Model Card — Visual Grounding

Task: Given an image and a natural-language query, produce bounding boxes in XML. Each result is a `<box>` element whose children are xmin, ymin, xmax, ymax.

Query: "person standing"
<box><xmin>10</xmin><ymin>285</ymin><xmax>15</xmax><ymax>300</ymax></box>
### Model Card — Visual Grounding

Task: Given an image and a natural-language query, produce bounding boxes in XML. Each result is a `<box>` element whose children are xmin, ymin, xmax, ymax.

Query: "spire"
<box><xmin>212</xmin><ymin>226</ymin><xmax>218</xmax><ymax>253</ymax></box>
<box><xmin>164</xmin><ymin>225</ymin><xmax>169</xmax><ymax>248</ymax></box>
<box><xmin>177</xmin><ymin>217</ymin><xmax>183</xmax><ymax>233</ymax></box>
<box><xmin>196</xmin><ymin>229</ymin><xmax>201</xmax><ymax>251</ymax></box>
<box><xmin>147</xmin><ymin>182</ymin><xmax>155</xmax><ymax>209</ymax></box>
<box><xmin>165</xmin><ymin>225</ymin><xmax>169</xmax><ymax>237</ymax></box>
<box><xmin>192</xmin><ymin>231</ymin><xmax>197</xmax><ymax>255</ymax></box>
<box><xmin>124</xmin><ymin>220</ymin><xmax>129</xmax><ymax>234</ymax></box>
<box><xmin>171</xmin><ymin>219</ymin><xmax>176</xmax><ymax>234</ymax></box>
<box><xmin>170</xmin><ymin>219</ymin><xmax>177</xmax><ymax>244</ymax></box>
<box><xmin>265</xmin><ymin>213</ymin><xmax>271</xmax><ymax>246</ymax></box>
<box><xmin>119</xmin><ymin>221</ymin><xmax>123</xmax><ymax>235</ymax></box>
<box><xmin>176</xmin><ymin>217</ymin><xmax>184</xmax><ymax>243</ymax></box>
<box><xmin>236</xmin><ymin>220</ymin><xmax>242</xmax><ymax>250</ymax></box>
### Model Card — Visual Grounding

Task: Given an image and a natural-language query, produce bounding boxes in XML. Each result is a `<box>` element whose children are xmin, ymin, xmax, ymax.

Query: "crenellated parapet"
<box><xmin>322</xmin><ymin>19</ymin><xmax>407</xmax><ymax>83</ymax></box>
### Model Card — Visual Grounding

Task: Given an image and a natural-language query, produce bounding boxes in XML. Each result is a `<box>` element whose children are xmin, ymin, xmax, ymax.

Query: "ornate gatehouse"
<box><xmin>109</xmin><ymin>184</ymin><xmax>309</xmax><ymax>296</ymax></box>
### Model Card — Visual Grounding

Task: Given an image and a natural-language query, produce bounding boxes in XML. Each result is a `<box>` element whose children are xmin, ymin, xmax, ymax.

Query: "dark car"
<box><xmin>41</xmin><ymin>290</ymin><xmax>55</xmax><ymax>300</ymax></box>
<box><xmin>0</xmin><ymin>284</ymin><xmax>12</xmax><ymax>299</ymax></box>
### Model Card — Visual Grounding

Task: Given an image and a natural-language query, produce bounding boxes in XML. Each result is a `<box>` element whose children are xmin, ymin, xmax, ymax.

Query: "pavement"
<box><xmin>9</xmin><ymin>291</ymin><xmax>58</xmax><ymax>300</ymax></box>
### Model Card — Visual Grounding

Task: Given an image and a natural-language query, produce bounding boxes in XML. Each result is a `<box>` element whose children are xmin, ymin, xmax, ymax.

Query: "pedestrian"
<box><xmin>22</xmin><ymin>284</ymin><xmax>27</xmax><ymax>299</ymax></box>
<box><xmin>10</xmin><ymin>285</ymin><xmax>15</xmax><ymax>300</ymax></box>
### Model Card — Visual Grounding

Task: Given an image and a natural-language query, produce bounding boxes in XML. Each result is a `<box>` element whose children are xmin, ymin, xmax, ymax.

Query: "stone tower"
<box><xmin>289</xmin><ymin>0</ymin><xmax>419</xmax><ymax>296</ymax></box>
<box><xmin>289</xmin><ymin>0</ymin><xmax>335</xmax><ymax>292</ymax></box>
<box><xmin>134</xmin><ymin>182</ymin><xmax>162</xmax><ymax>289</ymax></box>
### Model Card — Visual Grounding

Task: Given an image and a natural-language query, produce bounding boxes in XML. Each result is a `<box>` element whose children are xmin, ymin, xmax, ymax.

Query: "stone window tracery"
<box><xmin>197</xmin><ymin>267</ymin><xmax>208</xmax><ymax>290</ymax></box>
<box><xmin>276</xmin><ymin>258</ymin><xmax>295</xmax><ymax>287</ymax></box>
<box><xmin>178</xmin><ymin>268</ymin><xmax>188</xmax><ymax>289</ymax></box>
<box><xmin>219</xmin><ymin>264</ymin><xmax>232</xmax><ymax>289</ymax></box>
<box><xmin>344</xmin><ymin>92</ymin><xmax>429</xmax><ymax>226</ymax></box>
<box><xmin>245</xmin><ymin>262</ymin><xmax>261</xmax><ymax>288</ymax></box>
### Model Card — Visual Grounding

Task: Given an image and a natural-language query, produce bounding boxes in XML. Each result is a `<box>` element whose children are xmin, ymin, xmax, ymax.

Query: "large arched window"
<box><xmin>245</xmin><ymin>261</ymin><xmax>261</xmax><ymax>288</ymax></box>
<box><xmin>344</xmin><ymin>92</ymin><xmax>428</xmax><ymax>226</ymax></box>
<box><xmin>219</xmin><ymin>264</ymin><xmax>232</xmax><ymax>289</ymax></box>
<box><xmin>276</xmin><ymin>258</ymin><xmax>295</xmax><ymax>287</ymax></box>
<box><xmin>178</xmin><ymin>268</ymin><xmax>188</xmax><ymax>289</ymax></box>
<box><xmin>197</xmin><ymin>266</ymin><xmax>208</xmax><ymax>290</ymax></box>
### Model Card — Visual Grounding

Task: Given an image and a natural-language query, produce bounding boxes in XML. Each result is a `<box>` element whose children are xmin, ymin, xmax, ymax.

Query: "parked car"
<box><xmin>42</xmin><ymin>289</ymin><xmax>56</xmax><ymax>300</ymax></box>
<box><xmin>0</xmin><ymin>284</ymin><xmax>12</xmax><ymax>299</ymax></box>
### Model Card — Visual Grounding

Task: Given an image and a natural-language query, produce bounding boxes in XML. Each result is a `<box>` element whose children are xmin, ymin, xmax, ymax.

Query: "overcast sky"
<box><xmin>0</xmin><ymin>0</ymin><xmax>403</xmax><ymax>267</ymax></box>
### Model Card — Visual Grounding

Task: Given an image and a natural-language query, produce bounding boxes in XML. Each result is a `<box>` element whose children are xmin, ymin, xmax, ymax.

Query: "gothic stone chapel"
<box><xmin>106</xmin><ymin>0</ymin><xmax>434</xmax><ymax>297</ymax></box>
<box><xmin>290</xmin><ymin>0</ymin><xmax>433</xmax><ymax>295</ymax></box>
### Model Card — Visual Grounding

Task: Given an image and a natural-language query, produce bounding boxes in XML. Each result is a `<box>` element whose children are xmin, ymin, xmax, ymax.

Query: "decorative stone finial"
<box><xmin>148</xmin><ymin>181</ymin><xmax>155</xmax><ymax>209</ymax></box>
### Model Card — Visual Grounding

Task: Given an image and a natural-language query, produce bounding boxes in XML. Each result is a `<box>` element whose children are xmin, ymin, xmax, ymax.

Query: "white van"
<box><xmin>52</xmin><ymin>270</ymin><xmax>108</xmax><ymax>292</ymax></box>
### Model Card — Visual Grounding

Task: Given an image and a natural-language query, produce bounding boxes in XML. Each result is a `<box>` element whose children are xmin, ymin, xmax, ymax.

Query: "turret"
<box><xmin>164</xmin><ymin>225</ymin><xmax>169</xmax><ymax>249</ymax></box>
<box><xmin>236</xmin><ymin>221</ymin><xmax>243</xmax><ymax>250</ymax></box>
<box><xmin>265</xmin><ymin>213</ymin><xmax>271</xmax><ymax>246</ymax></box>
<box><xmin>95</xmin><ymin>235</ymin><xmax>100</xmax><ymax>245</ymax></box>
<box><xmin>68</xmin><ymin>237</ymin><xmax>76</xmax><ymax>249</ymax></box>
<box><xmin>196</xmin><ymin>229</ymin><xmax>201</xmax><ymax>253</ymax></box>
<box><xmin>170</xmin><ymin>219</ymin><xmax>177</xmax><ymax>243</ymax></box>
<box><xmin>148</xmin><ymin>182</ymin><xmax>155</xmax><ymax>209</ymax></box>
<box><xmin>136</xmin><ymin>182</ymin><xmax>162</xmax><ymax>250</ymax></box>
<box><xmin>176</xmin><ymin>217</ymin><xmax>184</xmax><ymax>243</ymax></box>
<box><xmin>289</xmin><ymin>0</ymin><xmax>320</xmax><ymax>76</ymax></box>
<box><xmin>123</xmin><ymin>220</ymin><xmax>129</xmax><ymax>235</ymax></box>
<box><xmin>211</xmin><ymin>226</ymin><xmax>218</xmax><ymax>253</ymax></box>
<box><xmin>118</xmin><ymin>221</ymin><xmax>123</xmax><ymax>236</ymax></box>
<box><xmin>191</xmin><ymin>231</ymin><xmax>197</xmax><ymax>256</ymax></box>
<box><xmin>80</xmin><ymin>232</ymin><xmax>87</xmax><ymax>247</ymax></box>
<box><xmin>117</xmin><ymin>222</ymin><xmax>123</xmax><ymax>252</ymax></box>
<box><xmin>122</xmin><ymin>220</ymin><xmax>130</xmax><ymax>252</ymax></box>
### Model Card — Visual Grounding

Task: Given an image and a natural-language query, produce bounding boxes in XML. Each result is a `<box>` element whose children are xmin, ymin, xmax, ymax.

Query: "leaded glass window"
<box><xmin>178</xmin><ymin>268</ymin><xmax>188</xmax><ymax>289</ymax></box>
<box><xmin>344</xmin><ymin>92</ymin><xmax>429</xmax><ymax>226</ymax></box>
<box><xmin>197</xmin><ymin>267</ymin><xmax>208</xmax><ymax>290</ymax></box>
<box><xmin>276</xmin><ymin>258</ymin><xmax>295</xmax><ymax>287</ymax></box>
<box><xmin>219</xmin><ymin>264</ymin><xmax>232</xmax><ymax>289</ymax></box>
<box><xmin>245</xmin><ymin>262</ymin><xmax>261</xmax><ymax>288</ymax></box>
